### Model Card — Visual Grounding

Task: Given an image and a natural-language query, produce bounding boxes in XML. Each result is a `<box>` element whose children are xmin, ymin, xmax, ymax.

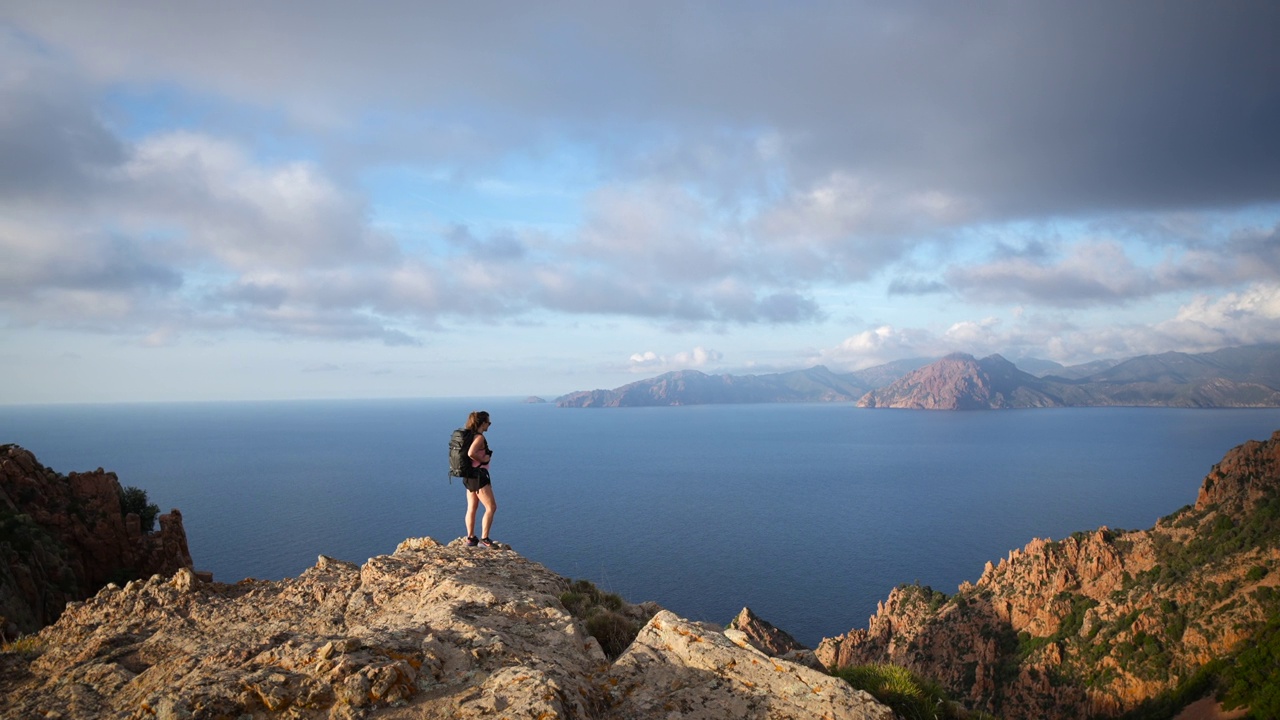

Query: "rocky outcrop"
<box><xmin>726</xmin><ymin>606</ymin><xmax>825</xmax><ymax>672</ymax></box>
<box><xmin>817</xmin><ymin>430</ymin><xmax>1280</xmax><ymax>719</ymax></box>
<box><xmin>857</xmin><ymin>353</ymin><xmax>1071</xmax><ymax>409</ymax></box>
<box><xmin>0</xmin><ymin>445</ymin><xmax>194</xmax><ymax>639</ymax></box>
<box><xmin>0</xmin><ymin>537</ymin><xmax>893</xmax><ymax>720</ymax></box>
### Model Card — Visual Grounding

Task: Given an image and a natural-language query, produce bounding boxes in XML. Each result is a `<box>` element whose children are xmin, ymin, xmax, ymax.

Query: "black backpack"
<box><xmin>448</xmin><ymin>428</ymin><xmax>476</xmax><ymax>479</ymax></box>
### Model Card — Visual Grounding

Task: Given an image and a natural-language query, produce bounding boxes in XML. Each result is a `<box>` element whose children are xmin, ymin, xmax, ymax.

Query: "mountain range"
<box><xmin>555</xmin><ymin>344</ymin><xmax>1280</xmax><ymax>409</ymax></box>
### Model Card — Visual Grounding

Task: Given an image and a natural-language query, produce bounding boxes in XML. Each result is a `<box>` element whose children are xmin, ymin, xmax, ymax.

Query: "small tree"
<box><xmin>120</xmin><ymin>486</ymin><xmax>160</xmax><ymax>533</ymax></box>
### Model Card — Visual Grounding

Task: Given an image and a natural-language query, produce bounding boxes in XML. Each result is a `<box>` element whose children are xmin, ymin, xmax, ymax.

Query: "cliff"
<box><xmin>816</xmin><ymin>430</ymin><xmax>1280</xmax><ymax>718</ymax></box>
<box><xmin>0</xmin><ymin>537</ymin><xmax>894</xmax><ymax>720</ymax></box>
<box><xmin>0</xmin><ymin>444</ymin><xmax>194</xmax><ymax>639</ymax></box>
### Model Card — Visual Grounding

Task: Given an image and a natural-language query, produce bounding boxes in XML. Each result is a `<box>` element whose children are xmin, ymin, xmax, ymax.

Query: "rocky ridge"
<box><xmin>816</xmin><ymin>430</ymin><xmax>1280</xmax><ymax>718</ymax></box>
<box><xmin>556</xmin><ymin>343</ymin><xmax>1280</xmax><ymax>409</ymax></box>
<box><xmin>0</xmin><ymin>537</ymin><xmax>893</xmax><ymax>720</ymax></box>
<box><xmin>856</xmin><ymin>353</ymin><xmax>1070</xmax><ymax>410</ymax></box>
<box><xmin>0</xmin><ymin>444</ymin><xmax>194</xmax><ymax>639</ymax></box>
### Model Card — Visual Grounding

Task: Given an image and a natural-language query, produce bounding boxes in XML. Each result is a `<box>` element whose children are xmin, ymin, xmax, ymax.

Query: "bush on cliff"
<box><xmin>1219</xmin><ymin>612</ymin><xmax>1280</xmax><ymax>719</ymax></box>
<box><xmin>1116</xmin><ymin>608</ymin><xmax>1280</xmax><ymax>720</ymax></box>
<box><xmin>832</xmin><ymin>663</ymin><xmax>993</xmax><ymax>720</ymax></box>
<box><xmin>119</xmin><ymin>486</ymin><xmax>160</xmax><ymax>533</ymax></box>
<box><xmin>559</xmin><ymin>579</ymin><xmax>641</xmax><ymax>660</ymax></box>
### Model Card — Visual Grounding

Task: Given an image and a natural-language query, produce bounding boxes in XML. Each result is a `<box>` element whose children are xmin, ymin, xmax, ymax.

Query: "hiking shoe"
<box><xmin>479</xmin><ymin>537</ymin><xmax>497</xmax><ymax>548</ymax></box>
<box><xmin>466</xmin><ymin>536</ymin><xmax>479</xmax><ymax>547</ymax></box>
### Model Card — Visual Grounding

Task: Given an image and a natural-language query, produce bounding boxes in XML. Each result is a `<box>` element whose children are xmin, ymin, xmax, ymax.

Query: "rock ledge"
<box><xmin>1</xmin><ymin>536</ymin><xmax>892</xmax><ymax>720</ymax></box>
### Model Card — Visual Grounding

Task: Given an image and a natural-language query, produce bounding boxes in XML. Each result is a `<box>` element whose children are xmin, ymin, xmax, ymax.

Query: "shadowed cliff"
<box><xmin>0</xmin><ymin>444</ymin><xmax>195</xmax><ymax>639</ymax></box>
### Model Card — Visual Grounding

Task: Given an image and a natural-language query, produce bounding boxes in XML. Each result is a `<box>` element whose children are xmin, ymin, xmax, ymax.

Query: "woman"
<box><xmin>462</xmin><ymin>410</ymin><xmax>498</xmax><ymax>547</ymax></box>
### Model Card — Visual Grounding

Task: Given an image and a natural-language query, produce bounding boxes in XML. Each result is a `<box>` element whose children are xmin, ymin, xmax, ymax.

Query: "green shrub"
<box><xmin>832</xmin><ymin>663</ymin><xmax>991</xmax><ymax>719</ymax></box>
<box><xmin>585</xmin><ymin>610</ymin><xmax>636</xmax><ymax>659</ymax></box>
<box><xmin>119</xmin><ymin>486</ymin><xmax>160</xmax><ymax>533</ymax></box>
<box><xmin>1246</xmin><ymin>565</ymin><xmax>1269</xmax><ymax>583</ymax></box>
<box><xmin>559</xmin><ymin>579</ymin><xmax>642</xmax><ymax>660</ymax></box>
<box><xmin>1220</xmin><ymin>613</ymin><xmax>1280</xmax><ymax>717</ymax></box>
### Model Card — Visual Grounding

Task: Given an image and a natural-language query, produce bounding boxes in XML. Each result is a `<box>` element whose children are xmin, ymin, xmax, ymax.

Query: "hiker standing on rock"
<box><xmin>462</xmin><ymin>411</ymin><xmax>498</xmax><ymax>547</ymax></box>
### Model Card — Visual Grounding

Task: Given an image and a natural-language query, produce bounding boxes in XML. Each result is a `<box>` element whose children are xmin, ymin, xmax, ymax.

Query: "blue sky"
<box><xmin>3</xmin><ymin>2</ymin><xmax>1280</xmax><ymax>403</ymax></box>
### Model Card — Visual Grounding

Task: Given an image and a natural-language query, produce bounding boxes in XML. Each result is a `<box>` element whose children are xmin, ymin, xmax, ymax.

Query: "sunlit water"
<box><xmin>4</xmin><ymin>399</ymin><xmax>1278</xmax><ymax>647</ymax></box>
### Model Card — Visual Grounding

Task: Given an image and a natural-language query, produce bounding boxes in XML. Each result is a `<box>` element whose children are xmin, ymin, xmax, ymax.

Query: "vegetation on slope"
<box><xmin>833</xmin><ymin>663</ymin><xmax>996</xmax><ymax>720</ymax></box>
<box><xmin>559</xmin><ymin>578</ymin><xmax>651</xmax><ymax>660</ymax></box>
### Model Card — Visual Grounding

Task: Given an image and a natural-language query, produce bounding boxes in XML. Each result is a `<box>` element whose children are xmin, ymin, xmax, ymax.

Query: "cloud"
<box><xmin>4</xmin><ymin>2</ymin><xmax>1280</xmax><ymax>371</ymax></box>
<box><xmin>0</xmin><ymin>27</ymin><xmax>125</xmax><ymax>203</ymax></box>
<box><xmin>628</xmin><ymin>346</ymin><xmax>723</xmax><ymax>373</ymax></box>
<box><xmin>813</xmin><ymin>325</ymin><xmax>938</xmax><ymax>370</ymax></box>
<box><xmin>887</xmin><ymin>277</ymin><xmax>950</xmax><ymax>296</ymax></box>
<box><xmin>119</xmin><ymin>131</ymin><xmax>397</xmax><ymax>270</ymax></box>
<box><xmin>1156</xmin><ymin>283</ymin><xmax>1280</xmax><ymax>350</ymax></box>
<box><xmin>752</xmin><ymin>172</ymin><xmax>970</xmax><ymax>280</ymax></box>
<box><xmin>943</xmin><ymin>219</ymin><xmax>1280</xmax><ymax>309</ymax></box>
<box><xmin>10</xmin><ymin>3</ymin><xmax>1278</xmax><ymax>215</ymax></box>
<box><xmin>946</xmin><ymin>241</ymin><xmax>1156</xmax><ymax>307</ymax></box>
<box><xmin>815</xmin><ymin>282</ymin><xmax>1280</xmax><ymax>372</ymax></box>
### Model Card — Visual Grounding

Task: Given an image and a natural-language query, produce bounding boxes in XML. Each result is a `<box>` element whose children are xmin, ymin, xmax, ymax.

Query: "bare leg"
<box><xmin>476</xmin><ymin>485</ymin><xmax>498</xmax><ymax>539</ymax></box>
<box><xmin>465</xmin><ymin>490</ymin><xmax>480</xmax><ymax>538</ymax></box>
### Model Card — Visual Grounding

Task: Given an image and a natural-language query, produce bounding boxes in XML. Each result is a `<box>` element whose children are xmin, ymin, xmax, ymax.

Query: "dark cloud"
<box><xmin>0</xmin><ymin>28</ymin><xmax>125</xmax><ymax>202</ymax></box>
<box><xmin>1228</xmin><ymin>223</ymin><xmax>1280</xmax><ymax>276</ymax></box>
<box><xmin>13</xmin><ymin>2</ymin><xmax>1279</xmax><ymax>219</ymax></box>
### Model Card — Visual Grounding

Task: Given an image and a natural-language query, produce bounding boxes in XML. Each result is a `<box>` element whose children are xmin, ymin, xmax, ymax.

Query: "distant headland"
<box><xmin>555</xmin><ymin>343</ymin><xmax>1280</xmax><ymax>409</ymax></box>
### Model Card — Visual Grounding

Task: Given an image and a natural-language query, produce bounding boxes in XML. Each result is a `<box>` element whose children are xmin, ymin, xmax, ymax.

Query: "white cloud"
<box><xmin>944</xmin><ymin>317</ymin><xmax>1003</xmax><ymax>347</ymax></box>
<box><xmin>753</xmin><ymin>171</ymin><xmax>970</xmax><ymax>280</ymax></box>
<box><xmin>627</xmin><ymin>346</ymin><xmax>723</xmax><ymax>373</ymax></box>
<box><xmin>814</xmin><ymin>326</ymin><xmax>936</xmax><ymax>370</ymax></box>
<box><xmin>120</xmin><ymin>131</ymin><xmax>395</xmax><ymax>270</ymax></box>
<box><xmin>1155</xmin><ymin>283</ymin><xmax>1280</xmax><ymax>349</ymax></box>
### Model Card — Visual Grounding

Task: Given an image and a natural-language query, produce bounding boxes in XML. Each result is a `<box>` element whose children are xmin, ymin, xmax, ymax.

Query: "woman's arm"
<box><xmin>468</xmin><ymin>433</ymin><xmax>490</xmax><ymax>465</ymax></box>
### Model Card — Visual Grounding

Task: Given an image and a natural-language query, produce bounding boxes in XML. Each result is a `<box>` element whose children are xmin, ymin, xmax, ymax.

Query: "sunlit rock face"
<box><xmin>817</xmin><ymin>430</ymin><xmax>1280</xmax><ymax>719</ymax></box>
<box><xmin>1</xmin><ymin>535</ymin><xmax>893</xmax><ymax>720</ymax></box>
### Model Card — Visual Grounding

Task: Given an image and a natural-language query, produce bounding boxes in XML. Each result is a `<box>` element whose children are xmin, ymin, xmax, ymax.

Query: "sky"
<box><xmin>2</xmin><ymin>2</ymin><xmax>1280</xmax><ymax>404</ymax></box>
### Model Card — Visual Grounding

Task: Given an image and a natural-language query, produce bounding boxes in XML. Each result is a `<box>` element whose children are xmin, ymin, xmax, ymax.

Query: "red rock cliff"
<box><xmin>0</xmin><ymin>444</ymin><xmax>193</xmax><ymax>638</ymax></box>
<box><xmin>817</xmin><ymin>430</ymin><xmax>1280</xmax><ymax>718</ymax></box>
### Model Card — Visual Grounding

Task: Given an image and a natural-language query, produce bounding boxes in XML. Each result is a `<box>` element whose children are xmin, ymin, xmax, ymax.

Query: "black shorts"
<box><xmin>463</xmin><ymin>469</ymin><xmax>491</xmax><ymax>493</ymax></box>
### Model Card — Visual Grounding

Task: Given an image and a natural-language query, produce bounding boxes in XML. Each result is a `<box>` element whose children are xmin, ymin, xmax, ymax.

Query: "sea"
<box><xmin>3</xmin><ymin>399</ymin><xmax>1279</xmax><ymax>648</ymax></box>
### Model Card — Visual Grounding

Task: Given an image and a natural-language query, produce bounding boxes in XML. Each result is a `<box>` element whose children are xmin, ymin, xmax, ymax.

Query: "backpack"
<box><xmin>448</xmin><ymin>428</ymin><xmax>476</xmax><ymax>479</ymax></box>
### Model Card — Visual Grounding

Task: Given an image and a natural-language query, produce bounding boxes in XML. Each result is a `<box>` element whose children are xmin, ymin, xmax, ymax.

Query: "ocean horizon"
<box><xmin>4</xmin><ymin>399</ymin><xmax>1279</xmax><ymax>648</ymax></box>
